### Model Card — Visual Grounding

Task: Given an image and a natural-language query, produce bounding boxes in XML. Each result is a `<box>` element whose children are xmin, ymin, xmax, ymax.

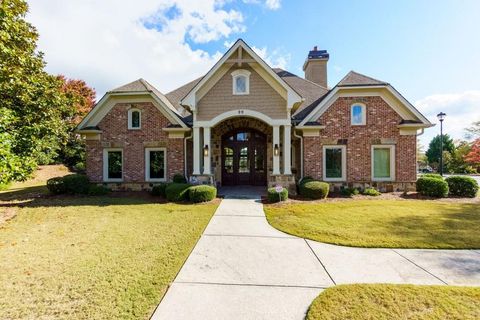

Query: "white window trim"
<box><xmin>128</xmin><ymin>108</ymin><xmax>142</xmax><ymax>130</ymax></box>
<box><xmin>371</xmin><ymin>144</ymin><xmax>395</xmax><ymax>181</ymax></box>
<box><xmin>145</xmin><ymin>147</ymin><xmax>167</xmax><ymax>182</ymax></box>
<box><xmin>103</xmin><ymin>148</ymin><xmax>123</xmax><ymax>182</ymax></box>
<box><xmin>351</xmin><ymin>103</ymin><xmax>366</xmax><ymax>126</ymax></box>
<box><xmin>323</xmin><ymin>145</ymin><xmax>347</xmax><ymax>182</ymax></box>
<box><xmin>231</xmin><ymin>69</ymin><xmax>251</xmax><ymax>95</ymax></box>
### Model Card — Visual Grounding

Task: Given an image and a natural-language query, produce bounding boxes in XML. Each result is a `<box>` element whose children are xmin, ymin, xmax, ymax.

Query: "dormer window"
<box><xmin>128</xmin><ymin>108</ymin><xmax>141</xmax><ymax>129</ymax></box>
<box><xmin>231</xmin><ymin>69</ymin><xmax>250</xmax><ymax>95</ymax></box>
<box><xmin>351</xmin><ymin>103</ymin><xmax>366</xmax><ymax>125</ymax></box>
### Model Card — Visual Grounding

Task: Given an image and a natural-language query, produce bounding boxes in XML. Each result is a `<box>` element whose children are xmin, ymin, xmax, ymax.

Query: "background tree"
<box><xmin>465</xmin><ymin>121</ymin><xmax>480</xmax><ymax>139</ymax></box>
<box><xmin>447</xmin><ymin>140</ymin><xmax>475</xmax><ymax>174</ymax></box>
<box><xmin>465</xmin><ymin>139</ymin><xmax>480</xmax><ymax>172</ymax></box>
<box><xmin>425</xmin><ymin>134</ymin><xmax>455</xmax><ymax>171</ymax></box>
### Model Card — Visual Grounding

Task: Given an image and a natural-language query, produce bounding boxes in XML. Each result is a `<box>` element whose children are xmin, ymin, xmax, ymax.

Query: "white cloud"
<box><xmin>251</xmin><ymin>46</ymin><xmax>290</xmax><ymax>69</ymax></box>
<box><xmin>415</xmin><ymin>90</ymin><xmax>480</xmax><ymax>146</ymax></box>
<box><xmin>265</xmin><ymin>0</ymin><xmax>281</xmax><ymax>10</ymax></box>
<box><xmin>27</xmin><ymin>0</ymin><xmax>247</xmax><ymax>98</ymax></box>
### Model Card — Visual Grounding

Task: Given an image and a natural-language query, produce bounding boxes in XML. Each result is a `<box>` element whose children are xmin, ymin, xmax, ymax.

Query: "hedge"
<box><xmin>87</xmin><ymin>185</ymin><xmax>110</xmax><ymax>196</ymax></box>
<box><xmin>47</xmin><ymin>177</ymin><xmax>66</xmax><ymax>194</ymax></box>
<box><xmin>299</xmin><ymin>181</ymin><xmax>329</xmax><ymax>199</ymax></box>
<box><xmin>151</xmin><ymin>183</ymin><xmax>170</xmax><ymax>197</ymax></box>
<box><xmin>416</xmin><ymin>177</ymin><xmax>449</xmax><ymax>198</ymax></box>
<box><xmin>341</xmin><ymin>187</ymin><xmax>359</xmax><ymax>197</ymax></box>
<box><xmin>189</xmin><ymin>185</ymin><xmax>217</xmax><ymax>203</ymax></box>
<box><xmin>267</xmin><ymin>187</ymin><xmax>288</xmax><ymax>203</ymax></box>
<box><xmin>421</xmin><ymin>173</ymin><xmax>444</xmax><ymax>180</ymax></box>
<box><xmin>165</xmin><ymin>183</ymin><xmax>191</xmax><ymax>202</ymax></box>
<box><xmin>172</xmin><ymin>174</ymin><xmax>187</xmax><ymax>184</ymax></box>
<box><xmin>445</xmin><ymin>176</ymin><xmax>479</xmax><ymax>198</ymax></box>
<box><xmin>47</xmin><ymin>174</ymin><xmax>90</xmax><ymax>195</ymax></box>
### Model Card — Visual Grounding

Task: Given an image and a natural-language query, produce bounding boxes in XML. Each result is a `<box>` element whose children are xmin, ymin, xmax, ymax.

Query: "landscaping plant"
<box><xmin>416</xmin><ymin>176</ymin><xmax>449</xmax><ymax>198</ymax></box>
<box><xmin>362</xmin><ymin>187</ymin><xmax>381</xmax><ymax>196</ymax></box>
<box><xmin>299</xmin><ymin>181</ymin><xmax>329</xmax><ymax>199</ymax></box>
<box><xmin>189</xmin><ymin>185</ymin><xmax>217</xmax><ymax>203</ymax></box>
<box><xmin>165</xmin><ymin>183</ymin><xmax>191</xmax><ymax>202</ymax></box>
<box><xmin>445</xmin><ymin>176</ymin><xmax>479</xmax><ymax>198</ymax></box>
<box><xmin>267</xmin><ymin>187</ymin><xmax>288</xmax><ymax>203</ymax></box>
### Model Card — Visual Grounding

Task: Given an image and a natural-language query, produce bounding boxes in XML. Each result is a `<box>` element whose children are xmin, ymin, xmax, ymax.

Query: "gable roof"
<box><xmin>337</xmin><ymin>71</ymin><xmax>388</xmax><ymax>87</ymax></box>
<box><xmin>165</xmin><ymin>77</ymin><xmax>202</xmax><ymax>116</ymax></box>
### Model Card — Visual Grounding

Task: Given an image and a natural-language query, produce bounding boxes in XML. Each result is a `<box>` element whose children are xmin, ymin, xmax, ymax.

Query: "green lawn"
<box><xmin>307</xmin><ymin>284</ymin><xmax>480</xmax><ymax>320</ymax></box>
<box><xmin>0</xmin><ymin>191</ymin><xmax>218</xmax><ymax>319</ymax></box>
<box><xmin>264</xmin><ymin>200</ymin><xmax>480</xmax><ymax>248</ymax></box>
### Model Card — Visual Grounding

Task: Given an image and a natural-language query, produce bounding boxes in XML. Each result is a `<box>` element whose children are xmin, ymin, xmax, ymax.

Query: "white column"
<box><xmin>203</xmin><ymin>126</ymin><xmax>211</xmax><ymax>175</ymax></box>
<box><xmin>283</xmin><ymin>125</ymin><xmax>292</xmax><ymax>175</ymax></box>
<box><xmin>193</xmin><ymin>126</ymin><xmax>201</xmax><ymax>175</ymax></box>
<box><xmin>272</xmin><ymin>125</ymin><xmax>280</xmax><ymax>175</ymax></box>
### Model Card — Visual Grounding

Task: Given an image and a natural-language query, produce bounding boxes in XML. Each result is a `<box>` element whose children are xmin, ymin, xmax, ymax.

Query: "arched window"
<box><xmin>128</xmin><ymin>108</ymin><xmax>141</xmax><ymax>129</ymax></box>
<box><xmin>351</xmin><ymin>103</ymin><xmax>366</xmax><ymax>125</ymax></box>
<box><xmin>231</xmin><ymin>69</ymin><xmax>251</xmax><ymax>95</ymax></box>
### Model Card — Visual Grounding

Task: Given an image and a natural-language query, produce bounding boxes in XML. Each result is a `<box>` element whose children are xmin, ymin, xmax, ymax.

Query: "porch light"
<box><xmin>274</xmin><ymin>144</ymin><xmax>279</xmax><ymax>156</ymax></box>
<box><xmin>203</xmin><ymin>145</ymin><xmax>209</xmax><ymax>157</ymax></box>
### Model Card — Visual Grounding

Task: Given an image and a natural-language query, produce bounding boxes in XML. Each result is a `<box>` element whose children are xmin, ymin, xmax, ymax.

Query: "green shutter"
<box><xmin>373</xmin><ymin>148</ymin><xmax>390</xmax><ymax>178</ymax></box>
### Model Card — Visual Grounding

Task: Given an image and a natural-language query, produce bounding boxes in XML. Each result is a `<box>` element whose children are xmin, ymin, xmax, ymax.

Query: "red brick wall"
<box><xmin>85</xmin><ymin>102</ymin><xmax>185</xmax><ymax>183</ymax></box>
<box><xmin>303</xmin><ymin>96</ymin><xmax>417</xmax><ymax>182</ymax></box>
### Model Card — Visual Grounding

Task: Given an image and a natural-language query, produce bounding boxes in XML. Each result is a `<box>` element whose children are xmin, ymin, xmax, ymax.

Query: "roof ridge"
<box><xmin>349</xmin><ymin>70</ymin><xmax>387</xmax><ymax>84</ymax></box>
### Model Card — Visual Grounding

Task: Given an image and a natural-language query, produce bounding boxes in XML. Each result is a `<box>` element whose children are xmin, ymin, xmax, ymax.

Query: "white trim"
<box><xmin>128</xmin><ymin>108</ymin><xmax>142</xmax><ymax>130</ymax></box>
<box><xmin>195</xmin><ymin>109</ymin><xmax>290</xmax><ymax>128</ymax></box>
<box><xmin>145</xmin><ymin>147</ymin><xmax>167</xmax><ymax>182</ymax></box>
<box><xmin>103</xmin><ymin>148</ymin><xmax>123</xmax><ymax>182</ymax></box>
<box><xmin>371</xmin><ymin>144</ymin><xmax>395</xmax><ymax>181</ymax></box>
<box><xmin>323</xmin><ymin>145</ymin><xmax>347</xmax><ymax>182</ymax></box>
<box><xmin>231</xmin><ymin>69</ymin><xmax>251</xmax><ymax>95</ymax></box>
<box><xmin>350</xmin><ymin>103</ymin><xmax>366</xmax><ymax>126</ymax></box>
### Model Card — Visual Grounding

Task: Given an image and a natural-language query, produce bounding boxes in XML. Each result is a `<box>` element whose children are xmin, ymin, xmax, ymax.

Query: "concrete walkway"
<box><xmin>152</xmin><ymin>188</ymin><xmax>480</xmax><ymax>320</ymax></box>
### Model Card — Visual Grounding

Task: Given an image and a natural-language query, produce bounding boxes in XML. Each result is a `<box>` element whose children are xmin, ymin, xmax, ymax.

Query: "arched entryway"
<box><xmin>221</xmin><ymin>128</ymin><xmax>267</xmax><ymax>186</ymax></box>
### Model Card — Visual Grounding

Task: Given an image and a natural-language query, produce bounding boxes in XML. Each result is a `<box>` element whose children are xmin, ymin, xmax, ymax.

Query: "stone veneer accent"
<box><xmin>303</xmin><ymin>96</ymin><xmax>417</xmax><ymax>192</ymax></box>
<box><xmin>85</xmin><ymin>102</ymin><xmax>184</xmax><ymax>189</ymax></box>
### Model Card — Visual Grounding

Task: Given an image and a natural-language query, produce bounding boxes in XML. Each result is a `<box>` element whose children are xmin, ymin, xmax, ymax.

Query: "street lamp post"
<box><xmin>437</xmin><ymin>112</ymin><xmax>446</xmax><ymax>176</ymax></box>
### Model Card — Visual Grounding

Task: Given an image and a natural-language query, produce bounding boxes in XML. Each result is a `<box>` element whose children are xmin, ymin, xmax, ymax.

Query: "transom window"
<box><xmin>103</xmin><ymin>149</ymin><xmax>123</xmax><ymax>181</ymax></box>
<box><xmin>372</xmin><ymin>145</ymin><xmax>395</xmax><ymax>181</ymax></box>
<box><xmin>128</xmin><ymin>108</ymin><xmax>141</xmax><ymax>129</ymax></box>
<box><xmin>231</xmin><ymin>69</ymin><xmax>251</xmax><ymax>95</ymax></box>
<box><xmin>351</xmin><ymin>103</ymin><xmax>366</xmax><ymax>125</ymax></box>
<box><xmin>323</xmin><ymin>145</ymin><xmax>346</xmax><ymax>181</ymax></box>
<box><xmin>145</xmin><ymin>148</ymin><xmax>166</xmax><ymax>181</ymax></box>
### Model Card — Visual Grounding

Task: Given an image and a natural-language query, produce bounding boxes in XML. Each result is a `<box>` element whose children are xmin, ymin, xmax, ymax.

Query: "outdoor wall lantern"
<box><xmin>274</xmin><ymin>144</ymin><xmax>279</xmax><ymax>156</ymax></box>
<box><xmin>203</xmin><ymin>145</ymin><xmax>209</xmax><ymax>157</ymax></box>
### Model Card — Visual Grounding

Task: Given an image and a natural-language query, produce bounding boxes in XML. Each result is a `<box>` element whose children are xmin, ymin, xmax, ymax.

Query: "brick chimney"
<box><xmin>303</xmin><ymin>46</ymin><xmax>329</xmax><ymax>88</ymax></box>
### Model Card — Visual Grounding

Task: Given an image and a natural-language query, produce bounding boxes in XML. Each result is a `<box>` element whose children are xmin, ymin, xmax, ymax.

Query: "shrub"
<box><xmin>172</xmin><ymin>174</ymin><xmax>187</xmax><ymax>184</ymax></box>
<box><xmin>421</xmin><ymin>173</ymin><xmax>443</xmax><ymax>180</ymax></box>
<box><xmin>73</xmin><ymin>162</ymin><xmax>86</xmax><ymax>173</ymax></box>
<box><xmin>445</xmin><ymin>176</ymin><xmax>479</xmax><ymax>198</ymax></box>
<box><xmin>416</xmin><ymin>177</ymin><xmax>449</xmax><ymax>198</ymax></box>
<box><xmin>165</xmin><ymin>183</ymin><xmax>191</xmax><ymax>202</ymax></box>
<box><xmin>88</xmin><ymin>184</ymin><xmax>110</xmax><ymax>196</ymax></box>
<box><xmin>341</xmin><ymin>187</ymin><xmax>360</xmax><ymax>197</ymax></box>
<box><xmin>47</xmin><ymin>176</ymin><xmax>66</xmax><ymax>194</ymax></box>
<box><xmin>189</xmin><ymin>185</ymin><xmax>217</xmax><ymax>203</ymax></box>
<box><xmin>151</xmin><ymin>183</ymin><xmax>170</xmax><ymax>197</ymax></box>
<box><xmin>299</xmin><ymin>181</ymin><xmax>329</xmax><ymax>199</ymax></box>
<box><xmin>363</xmin><ymin>187</ymin><xmax>381</xmax><ymax>196</ymax></box>
<box><xmin>267</xmin><ymin>187</ymin><xmax>288</xmax><ymax>203</ymax></box>
<box><xmin>62</xmin><ymin>174</ymin><xmax>90</xmax><ymax>194</ymax></box>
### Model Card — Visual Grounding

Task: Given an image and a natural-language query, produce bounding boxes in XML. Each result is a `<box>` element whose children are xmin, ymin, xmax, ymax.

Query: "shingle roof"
<box><xmin>165</xmin><ymin>77</ymin><xmax>202</xmax><ymax>117</ymax></box>
<box><xmin>337</xmin><ymin>71</ymin><xmax>388</xmax><ymax>87</ymax></box>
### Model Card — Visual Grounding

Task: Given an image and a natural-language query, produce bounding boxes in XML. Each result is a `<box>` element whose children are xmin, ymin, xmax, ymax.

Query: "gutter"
<box><xmin>293</xmin><ymin>128</ymin><xmax>303</xmax><ymax>179</ymax></box>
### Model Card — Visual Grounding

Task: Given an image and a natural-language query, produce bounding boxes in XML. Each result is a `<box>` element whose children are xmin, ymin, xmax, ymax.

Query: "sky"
<box><xmin>27</xmin><ymin>0</ymin><xmax>480</xmax><ymax>146</ymax></box>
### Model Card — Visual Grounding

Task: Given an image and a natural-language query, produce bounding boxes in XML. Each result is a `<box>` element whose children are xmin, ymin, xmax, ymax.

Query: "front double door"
<box><xmin>222</xmin><ymin>129</ymin><xmax>267</xmax><ymax>186</ymax></box>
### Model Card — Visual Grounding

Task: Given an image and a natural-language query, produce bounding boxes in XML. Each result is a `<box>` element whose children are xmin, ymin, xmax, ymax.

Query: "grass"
<box><xmin>0</xmin><ymin>188</ymin><xmax>218</xmax><ymax>319</ymax></box>
<box><xmin>264</xmin><ymin>200</ymin><xmax>480</xmax><ymax>248</ymax></box>
<box><xmin>306</xmin><ymin>284</ymin><xmax>480</xmax><ymax>320</ymax></box>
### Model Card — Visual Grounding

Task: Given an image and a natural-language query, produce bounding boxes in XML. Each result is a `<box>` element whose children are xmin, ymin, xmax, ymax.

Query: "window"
<box><xmin>128</xmin><ymin>108</ymin><xmax>141</xmax><ymax>129</ymax></box>
<box><xmin>231</xmin><ymin>69</ymin><xmax>251</xmax><ymax>95</ymax></box>
<box><xmin>145</xmin><ymin>148</ymin><xmax>166</xmax><ymax>181</ymax></box>
<box><xmin>351</xmin><ymin>103</ymin><xmax>366</xmax><ymax>125</ymax></box>
<box><xmin>103</xmin><ymin>149</ymin><xmax>123</xmax><ymax>181</ymax></box>
<box><xmin>323</xmin><ymin>145</ymin><xmax>346</xmax><ymax>181</ymax></box>
<box><xmin>371</xmin><ymin>145</ymin><xmax>395</xmax><ymax>181</ymax></box>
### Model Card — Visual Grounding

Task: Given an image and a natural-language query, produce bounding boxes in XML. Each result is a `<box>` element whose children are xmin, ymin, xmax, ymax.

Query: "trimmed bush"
<box><xmin>172</xmin><ymin>174</ymin><xmax>187</xmax><ymax>184</ymax></box>
<box><xmin>341</xmin><ymin>187</ymin><xmax>360</xmax><ymax>197</ymax></box>
<box><xmin>62</xmin><ymin>174</ymin><xmax>90</xmax><ymax>194</ymax></box>
<box><xmin>88</xmin><ymin>185</ymin><xmax>110</xmax><ymax>196</ymax></box>
<box><xmin>363</xmin><ymin>187</ymin><xmax>381</xmax><ymax>196</ymax></box>
<box><xmin>299</xmin><ymin>181</ymin><xmax>329</xmax><ymax>199</ymax></box>
<box><xmin>47</xmin><ymin>177</ymin><xmax>66</xmax><ymax>194</ymax></box>
<box><xmin>189</xmin><ymin>185</ymin><xmax>217</xmax><ymax>203</ymax></box>
<box><xmin>151</xmin><ymin>183</ymin><xmax>170</xmax><ymax>197</ymax></box>
<box><xmin>267</xmin><ymin>187</ymin><xmax>288</xmax><ymax>203</ymax></box>
<box><xmin>165</xmin><ymin>183</ymin><xmax>191</xmax><ymax>202</ymax></box>
<box><xmin>416</xmin><ymin>177</ymin><xmax>449</xmax><ymax>198</ymax></box>
<box><xmin>445</xmin><ymin>176</ymin><xmax>479</xmax><ymax>198</ymax></box>
<box><xmin>421</xmin><ymin>173</ymin><xmax>443</xmax><ymax>180</ymax></box>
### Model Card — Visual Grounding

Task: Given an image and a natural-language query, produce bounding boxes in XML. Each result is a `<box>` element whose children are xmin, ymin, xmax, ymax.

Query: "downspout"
<box><xmin>293</xmin><ymin>127</ymin><xmax>303</xmax><ymax>179</ymax></box>
<box><xmin>184</xmin><ymin>130</ymin><xmax>193</xmax><ymax>178</ymax></box>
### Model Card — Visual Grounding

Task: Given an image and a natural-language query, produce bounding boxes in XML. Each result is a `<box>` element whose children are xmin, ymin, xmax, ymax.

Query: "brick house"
<box><xmin>77</xmin><ymin>39</ymin><xmax>433</xmax><ymax>194</ymax></box>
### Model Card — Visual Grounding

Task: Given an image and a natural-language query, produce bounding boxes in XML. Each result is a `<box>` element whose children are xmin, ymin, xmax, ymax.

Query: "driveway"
<box><xmin>152</xmin><ymin>188</ymin><xmax>480</xmax><ymax>320</ymax></box>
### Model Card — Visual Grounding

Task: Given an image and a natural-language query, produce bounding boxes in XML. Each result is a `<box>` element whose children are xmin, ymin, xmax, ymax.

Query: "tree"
<box><xmin>425</xmin><ymin>134</ymin><xmax>455</xmax><ymax>171</ymax></box>
<box><xmin>446</xmin><ymin>140</ymin><xmax>474</xmax><ymax>174</ymax></box>
<box><xmin>465</xmin><ymin>121</ymin><xmax>480</xmax><ymax>139</ymax></box>
<box><xmin>465</xmin><ymin>139</ymin><xmax>480</xmax><ymax>166</ymax></box>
